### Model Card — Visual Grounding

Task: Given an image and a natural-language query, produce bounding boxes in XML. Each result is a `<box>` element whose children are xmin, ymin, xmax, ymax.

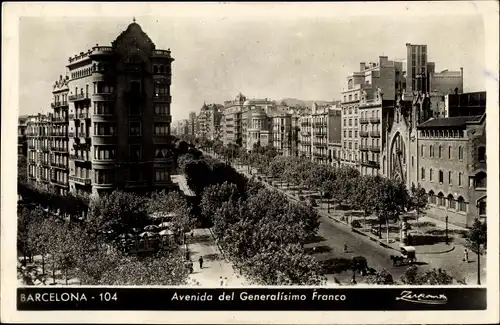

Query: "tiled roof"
<box><xmin>417</xmin><ymin>115</ymin><xmax>483</xmax><ymax>129</ymax></box>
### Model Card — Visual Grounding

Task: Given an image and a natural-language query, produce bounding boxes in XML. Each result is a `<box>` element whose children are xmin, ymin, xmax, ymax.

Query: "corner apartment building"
<box><xmin>26</xmin><ymin>20</ymin><xmax>175</xmax><ymax>197</ymax></box>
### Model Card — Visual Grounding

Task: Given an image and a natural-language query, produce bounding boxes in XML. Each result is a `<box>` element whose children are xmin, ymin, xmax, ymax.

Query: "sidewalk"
<box><xmin>185</xmin><ymin>228</ymin><xmax>250</xmax><ymax>287</ymax></box>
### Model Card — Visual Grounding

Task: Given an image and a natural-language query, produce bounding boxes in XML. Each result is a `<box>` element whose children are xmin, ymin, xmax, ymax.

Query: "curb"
<box><xmin>419</xmin><ymin>245</ymin><xmax>456</xmax><ymax>255</ymax></box>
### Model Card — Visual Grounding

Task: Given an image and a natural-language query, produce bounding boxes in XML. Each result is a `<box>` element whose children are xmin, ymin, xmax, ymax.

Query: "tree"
<box><xmin>408</xmin><ymin>183</ymin><xmax>428</xmax><ymax>225</ymax></box>
<box><xmin>400</xmin><ymin>266</ymin><xmax>454</xmax><ymax>285</ymax></box>
<box><xmin>100</xmin><ymin>251</ymin><xmax>190</xmax><ymax>285</ymax></box>
<box><xmin>18</xmin><ymin>154</ymin><xmax>28</xmax><ymax>184</ymax></box>
<box><xmin>26</xmin><ymin>215</ymin><xmax>53</xmax><ymax>275</ymax></box>
<box><xmin>365</xmin><ymin>269</ymin><xmax>394</xmax><ymax>285</ymax></box>
<box><xmin>200</xmin><ymin>182</ymin><xmax>240</xmax><ymax>227</ymax></box>
<box><xmin>465</xmin><ymin>219</ymin><xmax>487</xmax><ymax>285</ymax></box>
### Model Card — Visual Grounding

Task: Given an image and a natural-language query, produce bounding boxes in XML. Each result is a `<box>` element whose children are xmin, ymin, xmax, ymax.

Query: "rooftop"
<box><xmin>417</xmin><ymin>115</ymin><xmax>483</xmax><ymax>129</ymax></box>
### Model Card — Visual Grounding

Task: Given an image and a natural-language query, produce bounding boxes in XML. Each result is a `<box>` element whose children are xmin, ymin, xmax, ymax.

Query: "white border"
<box><xmin>2</xmin><ymin>2</ymin><xmax>499</xmax><ymax>324</ymax></box>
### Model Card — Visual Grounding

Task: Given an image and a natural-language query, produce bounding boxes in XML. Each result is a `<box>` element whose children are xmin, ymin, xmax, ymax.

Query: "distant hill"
<box><xmin>279</xmin><ymin>98</ymin><xmax>335</xmax><ymax>108</ymax></box>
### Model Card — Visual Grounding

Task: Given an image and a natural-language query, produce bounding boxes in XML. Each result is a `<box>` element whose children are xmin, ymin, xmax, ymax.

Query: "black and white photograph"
<box><xmin>2</xmin><ymin>1</ymin><xmax>499</xmax><ymax>324</ymax></box>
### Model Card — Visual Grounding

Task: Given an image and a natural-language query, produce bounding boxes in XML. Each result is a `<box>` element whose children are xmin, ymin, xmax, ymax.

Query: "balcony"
<box><xmin>153</xmin><ymin>94</ymin><xmax>172</xmax><ymax>103</ymax></box>
<box><xmin>40</xmin><ymin>177</ymin><xmax>50</xmax><ymax>183</ymax></box>
<box><xmin>52</xmin><ymin>131</ymin><xmax>68</xmax><ymax>137</ymax></box>
<box><xmin>51</xmin><ymin>146</ymin><xmax>68</xmax><ymax>153</ymax></box>
<box><xmin>51</xmin><ymin>101</ymin><xmax>68</xmax><ymax>109</ymax></box>
<box><xmin>91</xmin><ymin>46</ymin><xmax>113</xmax><ymax>55</ymax></box>
<box><xmin>313</xmin><ymin>142</ymin><xmax>328</xmax><ymax>148</ymax></box>
<box><xmin>360</xmin><ymin>131</ymin><xmax>369</xmax><ymax>137</ymax></box>
<box><xmin>50</xmin><ymin>161</ymin><xmax>67</xmax><ymax>169</ymax></box>
<box><xmin>51</xmin><ymin>178</ymin><xmax>69</xmax><ymax>187</ymax></box>
<box><xmin>68</xmin><ymin>132</ymin><xmax>75</xmax><ymax>138</ymax></box>
<box><xmin>361</xmin><ymin>160</ymin><xmax>380</xmax><ymax>168</ymax></box>
<box><xmin>92</xmin><ymin>92</ymin><xmax>116</xmax><ymax>101</ymax></box>
<box><xmin>93</xmin><ymin>135</ymin><xmax>117</xmax><ymax>145</ymax></box>
<box><xmin>28</xmin><ymin>158</ymin><xmax>37</xmax><ymax>164</ymax></box>
<box><xmin>41</xmin><ymin>145</ymin><xmax>50</xmax><ymax>152</ymax></box>
<box><xmin>360</xmin><ymin>118</ymin><xmax>370</xmax><ymax>124</ymax></box>
<box><xmin>75</xmin><ymin>112</ymin><xmax>90</xmax><ymax>119</ymax></box>
<box><xmin>360</xmin><ymin>145</ymin><xmax>370</xmax><ymax>151</ymax></box>
<box><xmin>68</xmin><ymin>93</ymin><xmax>90</xmax><ymax>102</ymax></box>
<box><xmin>370</xmin><ymin>117</ymin><xmax>381</xmax><ymax>123</ymax></box>
<box><xmin>370</xmin><ymin>146</ymin><xmax>381</xmax><ymax>153</ymax></box>
<box><xmin>70</xmin><ymin>154</ymin><xmax>90</xmax><ymax>162</ymax></box>
<box><xmin>69</xmin><ymin>175</ymin><xmax>91</xmax><ymax>185</ymax></box>
<box><xmin>152</xmin><ymin>49</ymin><xmax>172</xmax><ymax>58</ymax></box>
<box><xmin>370</xmin><ymin>131</ymin><xmax>381</xmax><ymax>138</ymax></box>
<box><xmin>52</xmin><ymin>116</ymin><xmax>67</xmax><ymax>123</ymax></box>
<box><xmin>41</xmin><ymin>161</ymin><xmax>50</xmax><ymax>167</ymax></box>
<box><xmin>153</xmin><ymin>135</ymin><xmax>172</xmax><ymax>144</ymax></box>
<box><xmin>153</xmin><ymin>114</ymin><xmax>172</xmax><ymax>123</ymax></box>
<box><xmin>76</xmin><ymin>132</ymin><xmax>91</xmax><ymax>139</ymax></box>
<box><xmin>28</xmin><ymin>144</ymin><xmax>36</xmax><ymax>149</ymax></box>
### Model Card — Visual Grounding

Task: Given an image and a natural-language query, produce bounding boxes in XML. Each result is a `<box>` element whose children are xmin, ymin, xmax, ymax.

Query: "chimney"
<box><xmin>360</xmin><ymin>62</ymin><xmax>366</xmax><ymax>71</ymax></box>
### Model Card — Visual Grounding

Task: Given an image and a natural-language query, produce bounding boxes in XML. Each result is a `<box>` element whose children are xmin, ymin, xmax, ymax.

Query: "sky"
<box><xmin>18</xmin><ymin>3</ymin><xmax>486</xmax><ymax>121</ymax></box>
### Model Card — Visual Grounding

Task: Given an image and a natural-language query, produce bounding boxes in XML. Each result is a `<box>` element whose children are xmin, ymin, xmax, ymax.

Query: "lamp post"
<box><xmin>445</xmin><ymin>216</ymin><xmax>449</xmax><ymax>245</ymax></box>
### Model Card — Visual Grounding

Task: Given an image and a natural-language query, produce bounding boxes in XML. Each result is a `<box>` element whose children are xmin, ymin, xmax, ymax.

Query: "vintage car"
<box><xmin>390</xmin><ymin>246</ymin><xmax>416</xmax><ymax>266</ymax></box>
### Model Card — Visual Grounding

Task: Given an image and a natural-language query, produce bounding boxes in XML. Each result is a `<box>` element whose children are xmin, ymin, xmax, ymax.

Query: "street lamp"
<box><xmin>445</xmin><ymin>216</ymin><xmax>449</xmax><ymax>245</ymax></box>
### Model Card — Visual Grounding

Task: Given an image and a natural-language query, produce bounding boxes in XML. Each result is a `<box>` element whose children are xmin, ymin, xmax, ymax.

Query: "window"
<box><xmin>129</xmin><ymin>144</ymin><xmax>142</xmax><ymax>161</ymax></box>
<box><xmin>448</xmin><ymin>146</ymin><xmax>452</xmax><ymax>159</ymax></box>
<box><xmin>421</xmin><ymin>167</ymin><xmax>425</xmax><ymax>180</ymax></box>
<box><xmin>457</xmin><ymin>196</ymin><xmax>466</xmax><ymax>212</ymax></box>
<box><xmin>155</xmin><ymin>168</ymin><xmax>168</xmax><ymax>181</ymax></box>
<box><xmin>355</xmin><ymin>94</ymin><xmax>358</xmax><ymax>100</ymax></box>
<box><xmin>94</xmin><ymin>102</ymin><xmax>114</xmax><ymax>115</ymax></box>
<box><xmin>354</xmin><ymin>130</ymin><xmax>358</xmax><ymax>137</ymax></box>
<box><xmin>154</xmin><ymin>123</ymin><xmax>169</xmax><ymax>135</ymax></box>
<box><xmin>129</xmin><ymin>121</ymin><xmax>141</xmax><ymax>136</ymax></box>
<box><xmin>411</xmin><ymin>156</ymin><xmax>414</xmax><ymax>167</ymax></box>
<box><xmin>343</xmin><ymin>119</ymin><xmax>346</xmax><ymax>126</ymax></box>
<box><xmin>94</xmin><ymin>146</ymin><xmax>116</xmax><ymax>160</ymax></box>
<box><xmin>437</xmin><ymin>192</ymin><xmax>445</xmax><ymax>206</ymax></box>
<box><xmin>349</xmin><ymin>119</ymin><xmax>352</xmax><ymax>126</ymax></box>
<box><xmin>429</xmin><ymin>168</ymin><xmax>433</xmax><ymax>182</ymax></box>
<box><xmin>348</xmin><ymin>130</ymin><xmax>352</xmax><ymax>138</ymax></box>
<box><xmin>154</xmin><ymin>82</ymin><xmax>168</xmax><ymax>96</ymax></box>
<box><xmin>153</xmin><ymin>65</ymin><xmax>158</xmax><ymax>74</ymax></box>
<box><xmin>478</xmin><ymin>146</ymin><xmax>486</xmax><ymax>162</ymax></box>
<box><xmin>348</xmin><ymin>95</ymin><xmax>352</xmax><ymax>101</ymax></box>
<box><xmin>478</xmin><ymin>198</ymin><xmax>486</xmax><ymax>215</ymax></box>
<box><xmin>159</xmin><ymin>65</ymin><xmax>165</xmax><ymax>74</ymax></box>
<box><xmin>155</xmin><ymin>146</ymin><xmax>171</xmax><ymax>159</ymax></box>
<box><xmin>354</xmin><ymin>118</ymin><xmax>358</xmax><ymax>126</ymax></box>
<box><xmin>438</xmin><ymin>145</ymin><xmax>442</xmax><ymax>158</ymax></box>
<box><xmin>429</xmin><ymin>191</ymin><xmax>436</xmax><ymax>204</ymax></box>
<box><xmin>95</xmin><ymin>170</ymin><xmax>114</xmax><ymax>184</ymax></box>
<box><xmin>447</xmin><ymin>195</ymin><xmax>456</xmax><ymax>209</ymax></box>
<box><xmin>94</xmin><ymin>123</ymin><xmax>115</xmax><ymax>136</ymax></box>
<box><xmin>421</xmin><ymin>145</ymin><xmax>424</xmax><ymax>157</ymax></box>
<box><xmin>458</xmin><ymin>172</ymin><xmax>463</xmax><ymax>186</ymax></box>
<box><xmin>429</xmin><ymin>145</ymin><xmax>434</xmax><ymax>158</ymax></box>
<box><xmin>475</xmin><ymin>172</ymin><xmax>487</xmax><ymax>188</ymax></box>
<box><xmin>439</xmin><ymin>170</ymin><xmax>444</xmax><ymax>183</ymax></box>
<box><xmin>448</xmin><ymin>171</ymin><xmax>452</xmax><ymax>185</ymax></box>
<box><xmin>458</xmin><ymin>146</ymin><xmax>463</xmax><ymax>160</ymax></box>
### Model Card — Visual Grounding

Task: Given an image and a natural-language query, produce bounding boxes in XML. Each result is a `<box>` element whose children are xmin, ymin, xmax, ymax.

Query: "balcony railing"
<box><xmin>51</xmin><ymin>178</ymin><xmax>69</xmax><ymax>186</ymax></box>
<box><xmin>77</xmin><ymin>132</ymin><xmax>90</xmax><ymax>138</ymax></box>
<box><xmin>361</xmin><ymin>160</ymin><xmax>380</xmax><ymax>168</ymax></box>
<box><xmin>70</xmin><ymin>154</ymin><xmax>89</xmax><ymax>162</ymax></box>
<box><xmin>153</xmin><ymin>94</ymin><xmax>172</xmax><ymax>102</ymax></box>
<box><xmin>360</xmin><ymin>131</ymin><xmax>369</xmax><ymax>137</ymax></box>
<box><xmin>69</xmin><ymin>93</ymin><xmax>90</xmax><ymax>102</ymax></box>
<box><xmin>360</xmin><ymin>118</ymin><xmax>370</xmax><ymax>124</ymax></box>
<box><xmin>51</xmin><ymin>101</ymin><xmax>68</xmax><ymax>108</ymax></box>
<box><xmin>69</xmin><ymin>175</ymin><xmax>91</xmax><ymax>185</ymax></box>
<box><xmin>50</xmin><ymin>161</ymin><xmax>67</xmax><ymax>168</ymax></box>
<box><xmin>41</xmin><ymin>145</ymin><xmax>50</xmax><ymax>152</ymax></box>
<box><xmin>51</xmin><ymin>131</ymin><xmax>68</xmax><ymax>137</ymax></box>
<box><xmin>77</xmin><ymin>112</ymin><xmax>90</xmax><ymax>119</ymax></box>
<box><xmin>360</xmin><ymin>145</ymin><xmax>370</xmax><ymax>151</ymax></box>
<box><xmin>370</xmin><ymin>131</ymin><xmax>381</xmax><ymax>138</ymax></box>
<box><xmin>370</xmin><ymin>117</ymin><xmax>381</xmax><ymax>123</ymax></box>
<box><xmin>152</xmin><ymin>49</ymin><xmax>172</xmax><ymax>57</ymax></box>
<box><xmin>40</xmin><ymin>177</ymin><xmax>50</xmax><ymax>183</ymax></box>
<box><xmin>51</xmin><ymin>146</ymin><xmax>68</xmax><ymax>152</ymax></box>
<box><xmin>52</xmin><ymin>116</ymin><xmax>67</xmax><ymax>123</ymax></box>
<box><xmin>153</xmin><ymin>114</ymin><xmax>172</xmax><ymax>122</ymax></box>
<box><xmin>313</xmin><ymin>142</ymin><xmax>328</xmax><ymax>147</ymax></box>
<box><xmin>92</xmin><ymin>92</ymin><xmax>116</xmax><ymax>100</ymax></box>
<box><xmin>41</xmin><ymin>161</ymin><xmax>50</xmax><ymax>167</ymax></box>
<box><xmin>370</xmin><ymin>146</ymin><xmax>381</xmax><ymax>152</ymax></box>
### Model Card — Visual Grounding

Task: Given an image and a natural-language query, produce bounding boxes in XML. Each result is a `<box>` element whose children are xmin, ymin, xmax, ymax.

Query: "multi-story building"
<box><xmin>271</xmin><ymin>110</ymin><xmax>292</xmax><ymax>156</ymax></box>
<box><xmin>50</xmin><ymin>75</ymin><xmax>70</xmax><ymax>195</ymax></box>
<box><xmin>188</xmin><ymin>112</ymin><xmax>196</xmax><ymax>136</ymax></box>
<box><xmin>246</xmin><ymin>106</ymin><xmax>272</xmax><ymax>151</ymax></box>
<box><xmin>18</xmin><ymin>116</ymin><xmax>28</xmax><ymax>156</ymax></box>
<box><xmin>206</xmin><ymin>105</ymin><xmax>223</xmax><ymax>141</ymax></box>
<box><xmin>25</xmin><ymin>20</ymin><xmax>175</xmax><ymax>197</ymax></box>
<box><xmin>174</xmin><ymin>119</ymin><xmax>188</xmax><ymax>136</ymax></box>
<box><xmin>444</xmin><ymin>91</ymin><xmax>486</xmax><ymax>117</ymax></box>
<box><xmin>221</xmin><ymin>93</ymin><xmax>246</xmax><ymax>146</ymax></box>
<box><xmin>26</xmin><ymin>114</ymin><xmax>52</xmax><ymax>187</ymax></box>
<box><xmin>327</xmin><ymin>106</ymin><xmax>342</xmax><ymax>167</ymax></box>
<box><xmin>298</xmin><ymin>114</ymin><xmax>312</xmax><ymax>158</ymax></box>
<box><xmin>311</xmin><ymin>103</ymin><xmax>331</xmax><ymax>164</ymax></box>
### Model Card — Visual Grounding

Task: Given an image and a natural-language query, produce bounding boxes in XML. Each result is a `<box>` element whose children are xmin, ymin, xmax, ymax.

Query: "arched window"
<box><xmin>448</xmin><ymin>146</ymin><xmax>452</xmax><ymax>159</ymax></box>
<box><xmin>478</xmin><ymin>197</ymin><xmax>486</xmax><ymax>215</ymax></box>
<box><xmin>475</xmin><ymin>172</ymin><xmax>487</xmax><ymax>188</ymax></box>
<box><xmin>447</xmin><ymin>194</ymin><xmax>455</xmax><ymax>209</ymax></box>
<box><xmin>421</xmin><ymin>144</ymin><xmax>424</xmax><ymax>157</ymax></box>
<box><xmin>429</xmin><ymin>168</ymin><xmax>433</xmax><ymax>182</ymax></box>
<box><xmin>478</xmin><ymin>146</ymin><xmax>486</xmax><ymax>162</ymax></box>
<box><xmin>457</xmin><ymin>196</ymin><xmax>467</xmax><ymax>212</ymax></box>
<box><xmin>448</xmin><ymin>171</ymin><xmax>452</xmax><ymax>185</ymax></box>
<box><xmin>437</xmin><ymin>192</ymin><xmax>444</xmax><ymax>206</ymax></box>
<box><xmin>429</xmin><ymin>145</ymin><xmax>433</xmax><ymax>158</ymax></box>
<box><xmin>458</xmin><ymin>146</ymin><xmax>463</xmax><ymax>160</ymax></box>
<box><xmin>421</xmin><ymin>167</ymin><xmax>425</xmax><ymax>180</ymax></box>
<box><xmin>429</xmin><ymin>190</ymin><xmax>436</xmax><ymax>204</ymax></box>
<box><xmin>458</xmin><ymin>172</ymin><xmax>463</xmax><ymax>186</ymax></box>
<box><xmin>438</xmin><ymin>145</ymin><xmax>442</xmax><ymax>158</ymax></box>
<box><xmin>439</xmin><ymin>170</ymin><xmax>444</xmax><ymax>183</ymax></box>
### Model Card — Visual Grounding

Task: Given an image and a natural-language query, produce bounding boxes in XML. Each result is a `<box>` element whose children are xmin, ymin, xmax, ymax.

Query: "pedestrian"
<box><xmin>220</xmin><ymin>276</ymin><xmax>224</xmax><ymax>286</ymax></box>
<box><xmin>224</xmin><ymin>277</ymin><xmax>228</xmax><ymax>286</ymax></box>
<box><xmin>199</xmin><ymin>256</ymin><xmax>204</xmax><ymax>269</ymax></box>
<box><xmin>463</xmin><ymin>249</ymin><xmax>469</xmax><ymax>263</ymax></box>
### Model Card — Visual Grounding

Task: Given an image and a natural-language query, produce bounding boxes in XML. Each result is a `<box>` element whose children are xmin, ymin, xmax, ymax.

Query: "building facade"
<box><xmin>26</xmin><ymin>20</ymin><xmax>175</xmax><ymax>197</ymax></box>
<box><xmin>18</xmin><ymin>116</ymin><xmax>28</xmax><ymax>156</ymax></box>
<box><xmin>26</xmin><ymin>114</ymin><xmax>52</xmax><ymax>187</ymax></box>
